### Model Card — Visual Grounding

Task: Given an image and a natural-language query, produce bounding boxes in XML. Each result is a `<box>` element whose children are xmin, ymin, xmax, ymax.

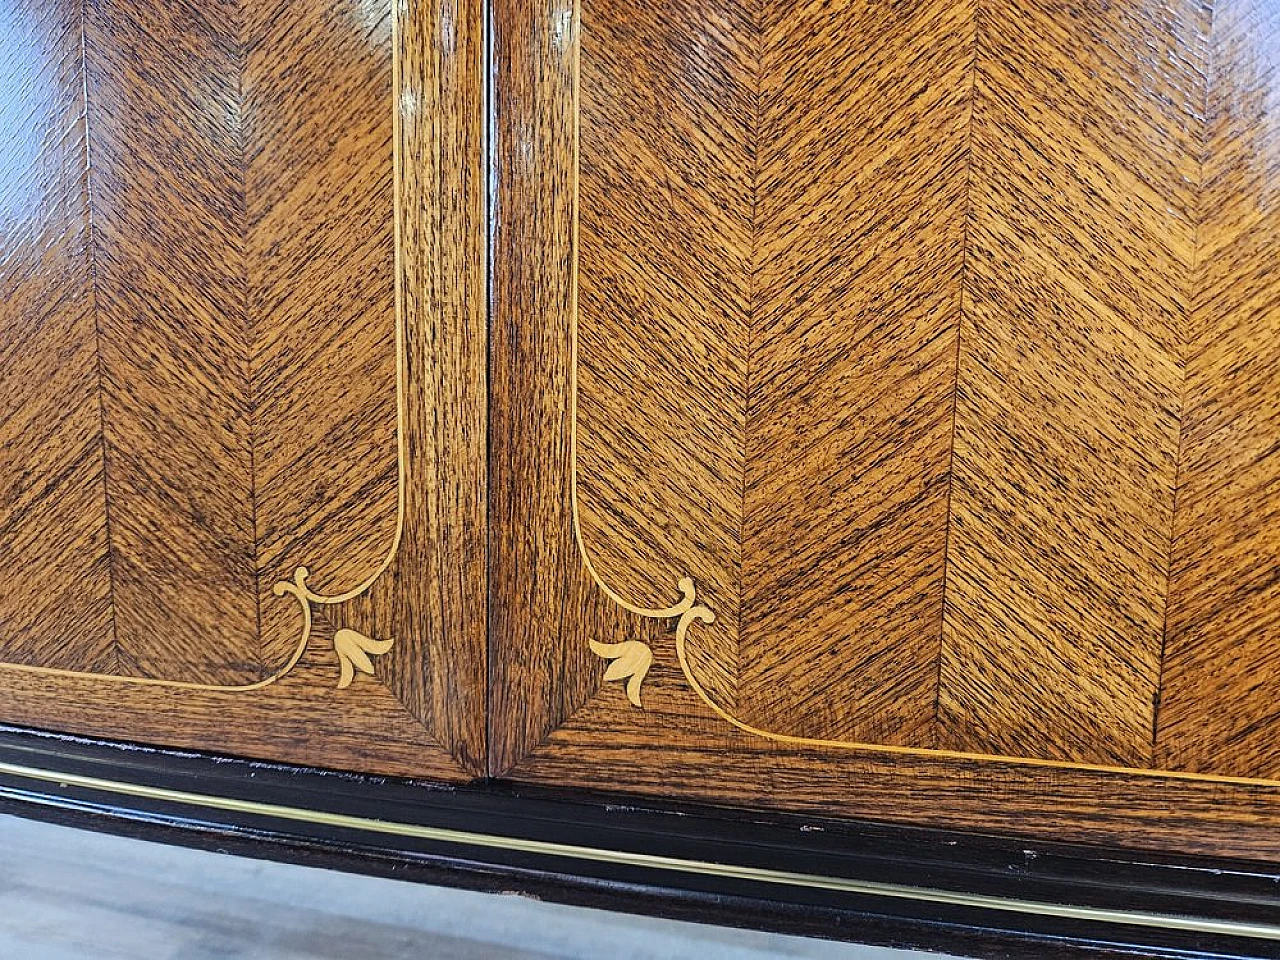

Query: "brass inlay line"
<box><xmin>566</xmin><ymin>6</ymin><xmax>1280</xmax><ymax>790</ymax></box>
<box><xmin>0</xmin><ymin>758</ymin><xmax>1277</xmax><ymax>942</ymax></box>
<box><xmin>1</xmin><ymin>3</ymin><xmax>406</xmax><ymax>693</ymax></box>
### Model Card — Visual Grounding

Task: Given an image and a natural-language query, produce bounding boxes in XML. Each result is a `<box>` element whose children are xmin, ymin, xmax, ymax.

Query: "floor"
<box><xmin>0</xmin><ymin>814</ymin><xmax>956</xmax><ymax>959</ymax></box>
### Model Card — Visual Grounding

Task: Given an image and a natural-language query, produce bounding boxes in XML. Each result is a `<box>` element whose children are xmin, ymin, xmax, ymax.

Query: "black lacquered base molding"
<box><xmin>0</xmin><ymin>728</ymin><xmax>1276</xmax><ymax>959</ymax></box>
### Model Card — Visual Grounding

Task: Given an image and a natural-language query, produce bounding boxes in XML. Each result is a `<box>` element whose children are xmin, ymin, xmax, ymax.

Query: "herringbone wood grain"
<box><xmin>492</xmin><ymin>0</ymin><xmax>1280</xmax><ymax>857</ymax></box>
<box><xmin>1156</xmin><ymin>0</ymin><xmax>1280</xmax><ymax>779</ymax></box>
<box><xmin>9</xmin><ymin>0</ymin><xmax>1280</xmax><ymax>854</ymax></box>
<box><xmin>0</xmin><ymin>0</ymin><xmax>486</xmax><ymax>777</ymax></box>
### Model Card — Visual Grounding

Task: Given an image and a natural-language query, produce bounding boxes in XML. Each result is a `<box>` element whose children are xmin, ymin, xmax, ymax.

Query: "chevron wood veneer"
<box><xmin>0</xmin><ymin>0</ymin><xmax>486</xmax><ymax>777</ymax></box>
<box><xmin>9</xmin><ymin>0</ymin><xmax>1280</xmax><ymax>860</ymax></box>
<box><xmin>491</xmin><ymin>0</ymin><xmax>1280</xmax><ymax>858</ymax></box>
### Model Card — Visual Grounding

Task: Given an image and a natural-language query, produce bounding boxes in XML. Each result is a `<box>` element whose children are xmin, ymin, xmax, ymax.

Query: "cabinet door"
<box><xmin>0</xmin><ymin>0</ymin><xmax>485</xmax><ymax>777</ymax></box>
<box><xmin>490</xmin><ymin>0</ymin><xmax>1280</xmax><ymax>857</ymax></box>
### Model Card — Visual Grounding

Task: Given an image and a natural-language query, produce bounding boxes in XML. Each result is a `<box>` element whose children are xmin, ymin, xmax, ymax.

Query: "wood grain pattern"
<box><xmin>491</xmin><ymin>0</ymin><xmax>1280</xmax><ymax>857</ymax></box>
<box><xmin>0</xmin><ymin>0</ymin><xmax>486</xmax><ymax>777</ymax></box>
<box><xmin>245</xmin><ymin>0</ymin><xmax>402</xmax><ymax>674</ymax></box>
<box><xmin>511</xmin><ymin>662</ymin><xmax>1280</xmax><ymax>861</ymax></box>
<box><xmin>565</xmin><ymin>0</ymin><xmax>1213</xmax><ymax>759</ymax></box>
<box><xmin>572</xmin><ymin>0</ymin><xmax>753</xmax><ymax>714</ymax></box>
<box><xmin>0</xmin><ymin>0</ymin><xmax>115</xmax><ymax>676</ymax></box>
<box><xmin>1156</xmin><ymin>0</ymin><xmax>1280</xmax><ymax>780</ymax></box>
<box><xmin>487</xmin><ymin>0</ymin><xmax>650</xmax><ymax>774</ymax></box>
<box><xmin>2</xmin><ymin>0</ymin><xmax>399</xmax><ymax>683</ymax></box>
<box><xmin>87</xmin><ymin>0</ymin><xmax>260</xmax><ymax>682</ymax></box>
<box><xmin>9</xmin><ymin>0</ymin><xmax>1280</xmax><ymax>854</ymax></box>
<box><xmin>364</xmin><ymin>0</ymin><xmax>488</xmax><ymax>769</ymax></box>
<box><xmin>741</xmin><ymin>0</ymin><xmax>973</xmax><ymax>743</ymax></box>
<box><xmin>937</xmin><ymin>0</ymin><xmax>1206</xmax><ymax>765</ymax></box>
<box><xmin>572</xmin><ymin>0</ymin><xmax>976</xmax><ymax>743</ymax></box>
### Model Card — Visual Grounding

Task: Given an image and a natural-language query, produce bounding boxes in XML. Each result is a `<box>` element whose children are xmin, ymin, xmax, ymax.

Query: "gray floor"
<box><xmin>0</xmin><ymin>813</ymin><xmax>957</xmax><ymax>959</ymax></box>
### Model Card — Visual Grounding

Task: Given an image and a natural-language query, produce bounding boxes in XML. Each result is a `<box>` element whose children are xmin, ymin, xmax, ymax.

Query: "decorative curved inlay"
<box><xmin>562</xmin><ymin>2</ymin><xmax>729</xmax><ymax>724</ymax></box>
<box><xmin>272</xmin><ymin>569</ymin><xmax>398</xmax><ymax>691</ymax></box>
<box><xmin>264</xmin><ymin>0</ymin><xmax>410</xmax><ymax>691</ymax></box>
<box><xmin>567</xmin><ymin>9</ymin><xmax>1280</xmax><ymax>791</ymax></box>
<box><xmin>0</xmin><ymin>2</ymin><xmax>405</xmax><ymax>694</ymax></box>
<box><xmin>333</xmin><ymin>627</ymin><xmax>395</xmax><ymax>690</ymax></box>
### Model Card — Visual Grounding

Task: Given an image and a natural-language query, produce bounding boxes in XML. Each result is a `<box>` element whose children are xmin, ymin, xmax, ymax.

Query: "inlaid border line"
<box><xmin>565</xmin><ymin>3</ymin><xmax>1280</xmax><ymax>790</ymax></box>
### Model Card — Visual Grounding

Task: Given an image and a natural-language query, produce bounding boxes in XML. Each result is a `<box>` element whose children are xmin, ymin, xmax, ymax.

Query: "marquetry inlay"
<box><xmin>1</xmin><ymin>0</ymin><xmax>406</xmax><ymax>692</ymax></box>
<box><xmin>568</xmin><ymin>0</ymin><xmax>1280</xmax><ymax>789</ymax></box>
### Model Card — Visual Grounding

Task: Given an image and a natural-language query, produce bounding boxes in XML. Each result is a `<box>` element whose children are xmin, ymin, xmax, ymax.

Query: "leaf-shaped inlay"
<box><xmin>333</xmin><ymin>628</ymin><xmax>394</xmax><ymax>690</ymax></box>
<box><xmin>589</xmin><ymin>639</ymin><xmax>653</xmax><ymax>708</ymax></box>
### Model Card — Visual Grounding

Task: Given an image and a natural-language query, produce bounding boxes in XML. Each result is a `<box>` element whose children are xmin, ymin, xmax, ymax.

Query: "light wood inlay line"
<box><xmin>1</xmin><ymin>0</ymin><xmax>408</xmax><ymax>694</ymax></box>
<box><xmin>569</xmin><ymin>0</ymin><xmax>1280</xmax><ymax>788</ymax></box>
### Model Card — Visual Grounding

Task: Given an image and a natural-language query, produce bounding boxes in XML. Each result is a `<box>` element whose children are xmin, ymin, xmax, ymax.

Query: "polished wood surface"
<box><xmin>8</xmin><ymin>0</ymin><xmax>1280</xmax><ymax>859</ymax></box>
<box><xmin>4</xmin><ymin>0</ymin><xmax>396</xmax><ymax>681</ymax></box>
<box><xmin>558</xmin><ymin>0</ymin><xmax>1208</xmax><ymax>763</ymax></box>
<box><xmin>0</xmin><ymin>0</ymin><xmax>486</xmax><ymax>776</ymax></box>
<box><xmin>937</xmin><ymin>0</ymin><xmax>1205</xmax><ymax>765</ymax></box>
<box><xmin>488</xmin><ymin>0</ymin><xmax>634</xmax><ymax>775</ymax></box>
<box><xmin>1156</xmin><ymin>0</ymin><xmax>1280</xmax><ymax>778</ymax></box>
<box><xmin>3</xmin><ymin>0</ymin><xmax>115</xmax><ymax>676</ymax></box>
<box><xmin>490</xmin><ymin>0</ymin><xmax>1280</xmax><ymax>857</ymax></box>
<box><xmin>742</xmin><ymin>0</ymin><xmax>973</xmax><ymax>746</ymax></box>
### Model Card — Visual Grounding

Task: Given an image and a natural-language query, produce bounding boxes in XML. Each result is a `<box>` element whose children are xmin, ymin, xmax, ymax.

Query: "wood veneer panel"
<box><xmin>938</xmin><ymin>0</ymin><xmax>1206</xmax><ymax>765</ymax></box>
<box><xmin>366</xmin><ymin>0</ymin><xmax>488</xmax><ymax>768</ymax></box>
<box><xmin>1157</xmin><ymin>0</ymin><xmax>1280</xmax><ymax>780</ymax></box>
<box><xmin>0</xmin><ymin>0</ymin><xmax>486</xmax><ymax>777</ymax></box>
<box><xmin>512</xmin><ymin>665</ymin><xmax>1280</xmax><ymax>861</ymax></box>
<box><xmin>3</xmin><ymin>0</ymin><xmax>403</xmax><ymax>684</ymax></box>
<box><xmin>0</xmin><ymin>0</ymin><xmax>115</xmax><ymax>674</ymax></box>
<box><xmin>0</xmin><ymin>609</ymin><xmax>465</xmax><ymax>780</ymax></box>
<box><xmin>569</xmin><ymin>0</ymin><xmax>974</xmax><ymax>742</ymax></box>
<box><xmin>83</xmin><ymin>0</ymin><xmax>403</xmax><ymax>683</ymax></box>
<box><xmin>245</xmin><ymin>0</ymin><xmax>401</xmax><ymax>674</ymax></box>
<box><xmin>574</xmin><ymin>0</ymin><xmax>752</xmax><ymax>710</ymax></box>
<box><xmin>740</xmin><ymin>0</ymin><xmax>973</xmax><ymax>742</ymax></box>
<box><xmin>493</xmin><ymin>0</ymin><xmax>1280</xmax><ymax>858</ymax></box>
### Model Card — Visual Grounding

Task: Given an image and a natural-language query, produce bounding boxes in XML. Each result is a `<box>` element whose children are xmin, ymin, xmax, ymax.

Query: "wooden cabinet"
<box><xmin>0</xmin><ymin>0</ymin><xmax>487</xmax><ymax>777</ymax></box>
<box><xmin>490</xmin><ymin>0</ymin><xmax>1280</xmax><ymax>862</ymax></box>
<box><xmin>6</xmin><ymin>0</ymin><xmax>1280</xmax><ymax>873</ymax></box>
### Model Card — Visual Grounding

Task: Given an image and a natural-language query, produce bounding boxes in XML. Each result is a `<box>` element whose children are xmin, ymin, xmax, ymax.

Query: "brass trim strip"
<box><xmin>0</xmin><ymin>759</ymin><xmax>1276</xmax><ymax>942</ymax></box>
<box><xmin>0</xmin><ymin>2</ymin><xmax>407</xmax><ymax>692</ymax></box>
<box><xmin>566</xmin><ymin>6</ymin><xmax>1280</xmax><ymax>790</ymax></box>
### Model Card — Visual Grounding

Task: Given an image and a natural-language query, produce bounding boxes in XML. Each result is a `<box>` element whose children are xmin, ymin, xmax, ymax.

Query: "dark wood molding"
<box><xmin>0</xmin><ymin>727</ymin><xmax>1275</xmax><ymax>959</ymax></box>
